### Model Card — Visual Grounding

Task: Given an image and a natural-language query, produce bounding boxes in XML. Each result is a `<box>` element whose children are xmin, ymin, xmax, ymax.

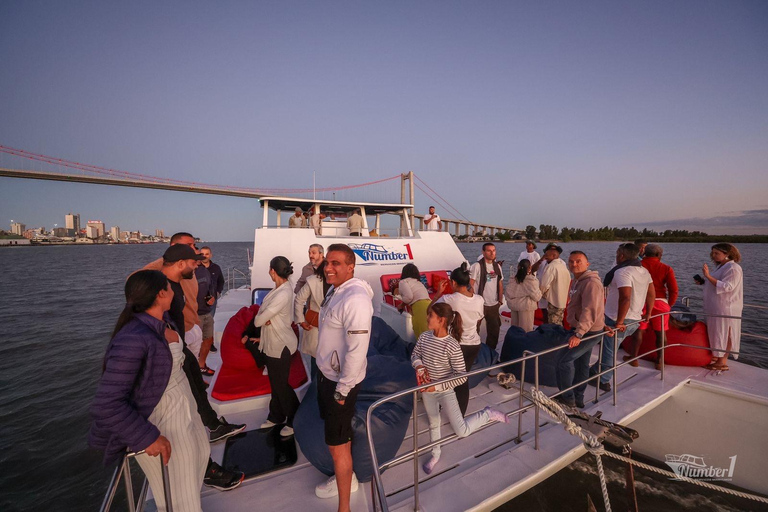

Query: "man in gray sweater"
<box><xmin>555</xmin><ymin>251</ymin><xmax>605</xmax><ymax>408</ymax></box>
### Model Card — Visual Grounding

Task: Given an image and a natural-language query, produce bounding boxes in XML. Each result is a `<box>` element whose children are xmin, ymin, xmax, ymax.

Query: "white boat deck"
<box><xmin>143</xmin><ymin>287</ymin><xmax>768</xmax><ymax>511</ymax></box>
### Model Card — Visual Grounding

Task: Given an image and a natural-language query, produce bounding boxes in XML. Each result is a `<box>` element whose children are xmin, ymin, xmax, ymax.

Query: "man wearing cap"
<box><xmin>290</xmin><ymin>207</ymin><xmax>306</xmax><ymax>228</ymax></box>
<box><xmin>536</xmin><ymin>243</ymin><xmax>570</xmax><ymax>326</ymax></box>
<box><xmin>517</xmin><ymin>241</ymin><xmax>541</xmax><ymax>267</ymax></box>
<box><xmin>423</xmin><ymin>206</ymin><xmax>442</xmax><ymax>231</ymax></box>
<box><xmin>142</xmin><ymin>233</ymin><xmax>246</xmax><ymax>490</ymax></box>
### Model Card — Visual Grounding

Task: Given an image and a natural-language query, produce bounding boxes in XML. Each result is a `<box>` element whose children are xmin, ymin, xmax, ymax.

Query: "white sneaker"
<box><xmin>279</xmin><ymin>425</ymin><xmax>294</xmax><ymax>436</ymax></box>
<box><xmin>315</xmin><ymin>472</ymin><xmax>359</xmax><ymax>499</ymax></box>
<box><xmin>260</xmin><ymin>420</ymin><xmax>277</xmax><ymax>429</ymax></box>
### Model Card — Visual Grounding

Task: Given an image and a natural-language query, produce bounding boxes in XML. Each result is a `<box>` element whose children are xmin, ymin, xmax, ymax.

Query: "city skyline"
<box><xmin>1</xmin><ymin>1</ymin><xmax>767</xmax><ymax>240</ymax></box>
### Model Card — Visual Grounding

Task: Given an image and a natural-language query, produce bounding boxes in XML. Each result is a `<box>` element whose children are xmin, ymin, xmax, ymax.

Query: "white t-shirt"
<box><xmin>518</xmin><ymin>250</ymin><xmax>541</xmax><ymax>265</ymax></box>
<box><xmin>436</xmin><ymin>292</ymin><xmax>485</xmax><ymax>345</ymax></box>
<box><xmin>397</xmin><ymin>277</ymin><xmax>430</xmax><ymax>304</ymax></box>
<box><xmin>470</xmin><ymin>261</ymin><xmax>503</xmax><ymax>306</ymax></box>
<box><xmin>537</xmin><ymin>259</ymin><xmax>548</xmax><ymax>308</ymax></box>
<box><xmin>604</xmin><ymin>266</ymin><xmax>653</xmax><ymax>321</ymax></box>
<box><xmin>424</xmin><ymin>213</ymin><xmax>441</xmax><ymax>231</ymax></box>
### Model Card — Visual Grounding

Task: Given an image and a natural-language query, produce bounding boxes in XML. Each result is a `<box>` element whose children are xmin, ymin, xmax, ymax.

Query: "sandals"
<box><xmin>704</xmin><ymin>363</ymin><xmax>729</xmax><ymax>372</ymax></box>
<box><xmin>200</xmin><ymin>366</ymin><xmax>216</xmax><ymax>376</ymax></box>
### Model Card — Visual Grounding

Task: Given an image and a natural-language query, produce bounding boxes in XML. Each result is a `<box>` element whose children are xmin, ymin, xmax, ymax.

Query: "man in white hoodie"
<box><xmin>314</xmin><ymin>243</ymin><xmax>374</xmax><ymax>511</ymax></box>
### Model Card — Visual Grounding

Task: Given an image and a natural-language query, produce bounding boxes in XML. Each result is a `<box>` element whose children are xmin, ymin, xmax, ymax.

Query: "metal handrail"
<box><xmin>100</xmin><ymin>452</ymin><xmax>172</xmax><ymax>512</ymax></box>
<box><xmin>681</xmin><ymin>296</ymin><xmax>768</xmax><ymax>311</ymax></box>
<box><xmin>225</xmin><ymin>267</ymin><xmax>251</xmax><ymax>292</ymax></box>
<box><xmin>365</xmin><ymin>308</ymin><xmax>764</xmax><ymax>512</ymax></box>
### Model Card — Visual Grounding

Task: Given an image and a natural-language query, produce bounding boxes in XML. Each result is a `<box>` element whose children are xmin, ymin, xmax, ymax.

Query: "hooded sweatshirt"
<box><xmin>566</xmin><ymin>270</ymin><xmax>605</xmax><ymax>337</ymax></box>
<box><xmin>317</xmin><ymin>277</ymin><xmax>375</xmax><ymax>395</ymax></box>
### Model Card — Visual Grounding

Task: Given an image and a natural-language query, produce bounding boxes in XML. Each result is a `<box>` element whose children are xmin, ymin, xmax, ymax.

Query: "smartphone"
<box><xmin>693</xmin><ymin>274</ymin><xmax>705</xmax><ymax>285</ymax></box>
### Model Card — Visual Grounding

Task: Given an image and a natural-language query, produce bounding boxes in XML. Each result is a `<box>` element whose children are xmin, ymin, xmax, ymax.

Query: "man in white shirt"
<box><xmin>536</xmin><ymin>243</ymin><xmax>570</xmax><ymax>326</ymax></box>
<box><xmin>314</xmin><ymin>244</ymin><xmax>374</xmax><ymax>510</ymax></box>
<box><xmin>346</xmin><ymin>208</ymin><xmax>364</xmax><ymax>236</ymax></box>
<box><xmin>423</xmin><ymin>206</ymin><xmax>442</xmax><ymax>231</ymax></box>
<box><xmin>469</xmin><ymin>243</ymin><xmax>504</xmax><ymax>352</ymax></box>
<box><xmin>289</xmin><ymin>207</ymin><xmax>306</xmax><ymax>228</ymax></box>
<box><xmin>590</xmin><ymin>243</ymin><xmax>655</xmax><ymax>392</ymax></box>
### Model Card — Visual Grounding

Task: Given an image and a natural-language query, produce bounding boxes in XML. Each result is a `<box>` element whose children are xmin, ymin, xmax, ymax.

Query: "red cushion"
<box><xmin>620</xmin><ymin>321</ymin><xmax>711</xmax><ymax>366</ymax></box>
<box><xmin>212</xmin><ymin>304</ymin><xmax>308</xmax><ymax>401</ymax></box>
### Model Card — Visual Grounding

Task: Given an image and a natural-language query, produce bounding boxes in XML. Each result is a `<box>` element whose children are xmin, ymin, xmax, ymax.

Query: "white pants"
<box><xmin>421</xmin><ymin>389</ymin><xmax>490</xmax><ymax>459</ymax></box>
<box><xmin>136</xmin><ymin>342</ymin><xmax>210</xmax><ymax>512</ymax></box>
<box><xmin>185</xmin><ymin>324</ymin><xmax>204</xmax><ymax>360</ymax></box>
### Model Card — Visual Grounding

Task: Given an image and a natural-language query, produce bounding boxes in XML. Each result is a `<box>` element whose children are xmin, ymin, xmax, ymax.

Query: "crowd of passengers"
<box><xmin>89</xmin><ymin>231</ymin><xmax>744</xmax><ymax>512</ymax></box>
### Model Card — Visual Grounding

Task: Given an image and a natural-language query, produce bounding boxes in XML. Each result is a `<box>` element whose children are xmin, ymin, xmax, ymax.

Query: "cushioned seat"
<box><xmin>211</xmin><ymin>304</ymin><xmax>308</xmax><ymax>401</ymax></box>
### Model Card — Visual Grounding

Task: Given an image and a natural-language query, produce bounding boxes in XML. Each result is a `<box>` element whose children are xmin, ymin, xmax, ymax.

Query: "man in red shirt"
<box><xmin>624</xmin><ymin>243</ymin><xmax>678</xmax><ymax>369</ymax></box>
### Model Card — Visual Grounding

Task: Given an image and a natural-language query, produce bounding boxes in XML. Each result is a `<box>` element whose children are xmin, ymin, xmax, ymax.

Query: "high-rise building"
<box><xmin>86</xmin><ymin>220</ymin><xmax>105</xmax><ymax>238</ymax></box>
<box><xmin>86</xmin><ymin>225</ymin><xmax>99</xmax><ymax>239</ymax></box>
<box><xmin>110</xmin><ymin>226</ymin><xmax>120</xmax><ymax>241</ymax></box>
<box><xmin>11</xmin><ymin>222</ymin><xmax>26</xmax><ymax>236</ymax></box>
<box><xmin>155</xmin><ymin>229</ymin><xmax>164</xmax><ymax>238</ymax></box>
<box><xmin>65</xmin><ymin>213</ymin><xmax>81</xmax><ymax>235</ymax></box>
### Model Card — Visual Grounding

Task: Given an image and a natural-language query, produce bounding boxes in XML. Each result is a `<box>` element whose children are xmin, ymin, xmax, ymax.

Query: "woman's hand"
<box><xmin>437</xmin><ymin>280</ymin><xmax>447</xmax><ymax>294</ymax></box>
<box><xmin>265</xmin><ymin>320</ymin><xmax>272</xmax><ymax>326</ymax></box>
<box><xmin>145</xmin><ymin>435</ymin><xmax>172</xmax><ymax>465</ymax></box>
<box><xmin>702</xmin><ymin>263</ymin><xmax>711</xmax><ymax>278</ymax></box>
<box><xmin>300</xmin><ymin>321</ymin><xmax>313</xmax><ymax>331</ymax></box>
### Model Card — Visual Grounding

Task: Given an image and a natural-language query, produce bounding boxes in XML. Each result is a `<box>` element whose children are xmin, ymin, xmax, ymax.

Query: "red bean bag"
<box><xmin>211</xmin><ymin>304</ymin><xmax>308</xmax><ymax>401</ymax></box>
<box><xmin>620</xmin><ymin>321</ymin><xmax>711</xmax><ymax>367</ymax></box>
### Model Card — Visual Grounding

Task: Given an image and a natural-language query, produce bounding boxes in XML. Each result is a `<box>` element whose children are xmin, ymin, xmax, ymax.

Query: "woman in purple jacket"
<box><xmin>90</xmin><ymin>270</ymin><xmax>210</xmax><ymax>511</ymax></box>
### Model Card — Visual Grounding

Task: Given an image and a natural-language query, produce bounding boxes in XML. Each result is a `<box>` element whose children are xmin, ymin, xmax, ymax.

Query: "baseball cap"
<box><xmin>163</xmin><ymin>244</ymin><xmax>205</xmax><ymax>263</ymax></box>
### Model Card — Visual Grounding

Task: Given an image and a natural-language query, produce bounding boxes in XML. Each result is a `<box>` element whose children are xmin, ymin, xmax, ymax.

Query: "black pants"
<box><xmin>455</xmin><ymin>344</ymin><xmax>481</xmax><ymax>416</ymax></box>
<box><xmin>481</xmin><ymin>304</ymin><xmax>502</xmax><ymax>351</ymax></box>
<box><xmin>246</xmin><ymin>343</ymin><xmax>299</xmax><ymax>427</ymax></box>
<box><xmin>181</xmin><ymin>345</ymin><xmax>220</xmax><ymax>429</ymax></box>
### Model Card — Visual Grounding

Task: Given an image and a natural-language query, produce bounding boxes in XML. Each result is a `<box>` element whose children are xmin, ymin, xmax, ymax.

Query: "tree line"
<box><xmin>524</xmin><ymin>225</ymin><xmax>768</xmax><ymax>244</ymax></box>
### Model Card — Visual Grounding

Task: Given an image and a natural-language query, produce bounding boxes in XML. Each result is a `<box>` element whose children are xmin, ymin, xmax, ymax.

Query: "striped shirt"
<box><xmin>411</xmin><ymin>331</ymin><xmax>467</xmax><ymax>392</ymax></box>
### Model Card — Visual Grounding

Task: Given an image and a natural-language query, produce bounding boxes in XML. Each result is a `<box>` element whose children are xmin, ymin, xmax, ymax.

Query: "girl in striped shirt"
<box><xmin>411</xmin><ymin>302</ymin><xmax>509</xmax><ymax>474</ymax></box>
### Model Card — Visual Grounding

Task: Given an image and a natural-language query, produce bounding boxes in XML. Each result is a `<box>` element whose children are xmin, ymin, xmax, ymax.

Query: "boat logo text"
<box><xmin>664</xmin><ymin>453</ymin><xmax>737</xmax><ymax>482</ymax></box>
<box><xmin>348</xmin><ymin>243</ymin><xmax>413</xmax><ymax>264</ymax></box>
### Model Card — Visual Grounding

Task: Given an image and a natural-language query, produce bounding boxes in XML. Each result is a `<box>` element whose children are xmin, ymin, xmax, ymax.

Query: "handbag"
<box><xmin>305</xmin><ymin>308</ymin><xmax>319</xmax><ymax>328</ymax></box>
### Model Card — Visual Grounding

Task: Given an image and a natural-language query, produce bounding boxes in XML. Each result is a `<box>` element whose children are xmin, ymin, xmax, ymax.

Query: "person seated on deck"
<box><xmin>241</xmin><ymin>256</ymin><xmax>300</xmax><ymax>438</ymax></box>
<box><xmin>411</xmin><ymin>302</ymin><xmax>509</xmax><ymax>475</ymax></box>
<box><xmin>90</xmin><ymin>270</ymin><xmax>211</xmax><ymax>512</ymax></box>
<box><xmin>394</xmin><ymin>263</ymin><xmax>431</xmax><ymax>338</ymax></box>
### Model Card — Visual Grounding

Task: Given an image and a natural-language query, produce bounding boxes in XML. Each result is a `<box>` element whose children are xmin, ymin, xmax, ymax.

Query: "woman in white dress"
<box><xmin>505</xmin><ymin>259</ymin><xmax>543</xmax><ymax>332</ymax></box>
<box><xmin>90</xmin><ymin>270</ymin><xmax>209</xmax><ymax>512</ymax></box>
<box><xmin>244</xmin><ymin>256</ymin><xmax>300</xmax><ymax>436</ymax></box>
<box><xmin>700</xmin><ymin>243</ymin><xmax>743</xmax><ymax>371</ymax></box>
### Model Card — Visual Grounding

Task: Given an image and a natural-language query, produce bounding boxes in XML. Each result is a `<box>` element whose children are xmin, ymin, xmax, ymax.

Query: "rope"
<box><xmin>525</xmin><ymin>389</ymin><xmax>768</xmax><ymax>506</ymax></box>
<box><xmin>414</xmin><ymin>174</ymin><xmax>472</xmax><ymax>223</ymax></box>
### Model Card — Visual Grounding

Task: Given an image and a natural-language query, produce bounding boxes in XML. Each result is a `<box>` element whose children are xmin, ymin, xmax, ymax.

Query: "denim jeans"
<box><xmin>556</xmin><ymin>331</ymin><xmax>602</xmax><ymax>402</ymax></box>
<box><xmin>421</xmin><ymin>389</ymin><xmax>490</xmax><ymax>459</ymax></box>
<box><xmin>594</xmin><ymin>315</ymin><xmax>639</xmax><ymax>384</ymax></box>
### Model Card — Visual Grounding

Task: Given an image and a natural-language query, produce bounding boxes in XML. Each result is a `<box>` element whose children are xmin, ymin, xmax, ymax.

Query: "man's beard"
<box><xmin>182</xmin><ymin>268</ymin><xmax>195</xmax><ymax>279</ymax></box>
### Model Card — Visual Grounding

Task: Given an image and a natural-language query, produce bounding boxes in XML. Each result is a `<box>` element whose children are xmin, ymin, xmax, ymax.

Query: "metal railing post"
<box><xmin>659</xmin><ymin>315</ymin><xmax>666</xmax><ymax>381</ymax></box>
<box><xmin>534</xmin><ymin>355</ymin><xmax>540</xmax><ymax>450</ymax></box>
<box><xmin>595</xmin><ymin>337</ymin><xmax>603</xmax><ymax>404</ymax></box>
<box><xmin>99</xmin><ymin>457</ymin><xmax>126</xmax><ymax>512</ymax></box>
<box><xmin>124</xmin><ymin>460</ymin><xmax>135</xmax><ymax>512</ymax></box>
<box><xmin>412</xmin><ymin>392</ymin><xmax>420</xmax><ymax>511</ymax></box>
<box><xmin>161</xmin><ymin>454</ymin><xmax>173</xmax><ymax>512</ymax></box>
<box><xmin>517</xmin><ymin>360</ymin><xmax>526</xmax><ymax>442</ymax></box>
<box><xmin>612</xmin><ymin>332</ymin><xmax>618</xmax><ymax>406</ymax></box>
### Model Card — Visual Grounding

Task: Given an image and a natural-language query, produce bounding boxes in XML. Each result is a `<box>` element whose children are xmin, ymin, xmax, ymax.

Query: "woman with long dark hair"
<box><xmin>395</xmin><ymin>263</ymin><xmax>431</xmax><ymax>338</ymax></box>
<box><xmin>244</xmin><ymin>256</ymin><xmax>300</xmax><ymax>436</ymax></box>
<box><xmin>699</xmin><ymin>243</ymin><xmax>743</xmax><ymax>371</ymax></box>
<box><xmin>90</xmin><ymin>270</ymin><xmax>209</xmax><ymax>512</ymax></box>
<box><xmin>430</xmin><ymin>262</ymin><xmax>485</xmax><ymax>415</ymax></box>
<box><xmin>504</xmin><ymin>259</ymin><xmax>542</xmax><ymax>332</ymax></box>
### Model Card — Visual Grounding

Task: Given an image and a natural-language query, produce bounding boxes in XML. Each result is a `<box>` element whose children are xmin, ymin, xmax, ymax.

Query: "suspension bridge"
<box><xmin>0</xmin><ymin>145</ymin><xmax>522</xmax><ymax>237</ymax></box>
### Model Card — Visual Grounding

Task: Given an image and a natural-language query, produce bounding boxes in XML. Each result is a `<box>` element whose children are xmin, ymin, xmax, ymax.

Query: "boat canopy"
<box><xmin>259</xmin><ymin>196</ymin><xmax>413</xmax><ymax>215</ymax></box>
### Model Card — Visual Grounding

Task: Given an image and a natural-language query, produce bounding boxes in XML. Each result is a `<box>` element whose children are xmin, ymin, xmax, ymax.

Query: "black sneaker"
<box><xmin>204</xmin><ymin>461</ymin><xmax>244</xmax><ymax>491</ymax></box>
<box><xmin>587</xmin><ymin>378</ymin><xmax>611</xmax><ymax>393</ymax></box>
<box><xmin>209</xmin><ymin>417</ymin><xmax>246</xmax><ymax>443</ymax></box>
<box><xmin>575</xmin><ymin>398</ymin><xmax>585</xmax><ymax>409</ymax></box>
<box><xmin>553</xmin><ymin>395</ymin><xmax>576</xmax><ymax>408</ymax></box>
<box><xmin>210</xmin><ymin>344</ymin><xmax>218</xmax><ymax>353</ymax></box>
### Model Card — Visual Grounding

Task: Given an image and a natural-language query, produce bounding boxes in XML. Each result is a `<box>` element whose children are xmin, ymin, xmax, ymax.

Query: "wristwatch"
<box><xmin>333</xmin><ymin>391</ymin><xmax>347</xmax><ymax>402</ymax></box>
<box><xmin>574</xmin><ymin>332</ymin><xmax>583</xmax><ymax>339</ymax></box>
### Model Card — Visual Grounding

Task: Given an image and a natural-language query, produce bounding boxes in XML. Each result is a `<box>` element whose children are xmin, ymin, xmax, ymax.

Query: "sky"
<box><xmin>1</xmin><ymin>0</ymin><xmax>767</xmax><ymax>240</ymax></box>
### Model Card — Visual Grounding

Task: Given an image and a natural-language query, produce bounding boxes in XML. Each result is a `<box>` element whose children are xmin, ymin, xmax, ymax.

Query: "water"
<box><xmin>0</xmin><ymin>241</ymin><xmax>766</xmax><ymax>511</ymax></box>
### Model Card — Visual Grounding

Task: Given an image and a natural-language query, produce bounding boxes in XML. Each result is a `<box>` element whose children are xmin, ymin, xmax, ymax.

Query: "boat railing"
<box><xmin>100</xmin><ymin>451</ymin><xmax>172</xmax><ymax>512</ymax></box>
<box><xmin>366</xmin><ymin>307</ymin><xmax>764</xmax><ymax>512</ymax></box>
<box><xmin>224</xmin><ymin>266</ymin><xmax>251</xmax><ymax>292</ymax></box>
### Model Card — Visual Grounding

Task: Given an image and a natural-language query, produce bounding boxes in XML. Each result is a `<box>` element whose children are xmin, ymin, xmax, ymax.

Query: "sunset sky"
<box><xmin>2</xmin><ymin>1</ymin><xmax>767</xmax><ymax>239</ymax></box>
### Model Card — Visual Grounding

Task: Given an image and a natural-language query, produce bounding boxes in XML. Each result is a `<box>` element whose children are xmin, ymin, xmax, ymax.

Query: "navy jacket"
<box><xmin>89</xmin><ymin>313</ymin><xmax>173</xmax><ymax>465</ymax></box>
